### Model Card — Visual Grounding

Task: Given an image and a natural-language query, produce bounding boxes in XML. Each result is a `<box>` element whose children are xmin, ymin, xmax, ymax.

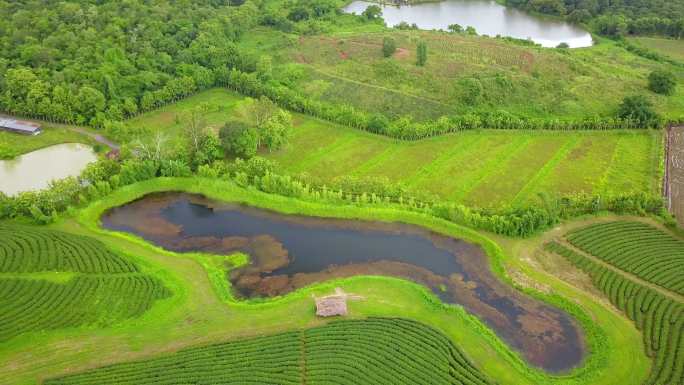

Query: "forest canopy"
<box><xmin>0</xmin><ymin>0</ymin><xmax>262</xmax><ymax>127</ymax></box>
<box><xmin>506</xmin><ymin>0</ymin><xmax>684</xmax><ymax>37</ymax></box>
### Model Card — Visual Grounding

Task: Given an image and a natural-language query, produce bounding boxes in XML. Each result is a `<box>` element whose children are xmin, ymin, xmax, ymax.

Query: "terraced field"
<box><xmin>127</xmin><ymin>89</ymin><xmax>662</xmax><ymax>208</ymax></box>
<box><xmin>271</xmin><ymin>123</ymin><xmax>661</xmax><ymax>207</ymax></box>
<box><xmin>45</xmin><ymin>317</ymin><xmax>492</xmax><ymax>385</ymax></box>
<box><xmin>0</xmin><ymin>225</ymin><xmax>171</xmax><ymax>342</ymax></box>
<box><xmin>545</xmin><ymin>221</ymin><xmax>684</xmax><ymax>385</ymax></box>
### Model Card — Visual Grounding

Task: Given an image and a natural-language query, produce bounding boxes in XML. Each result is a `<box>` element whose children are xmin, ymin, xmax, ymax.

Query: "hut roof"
<box><xmin>315</xmin><ymin>296</ymin><xmax>348</xmax><ymax>317</ymax></box>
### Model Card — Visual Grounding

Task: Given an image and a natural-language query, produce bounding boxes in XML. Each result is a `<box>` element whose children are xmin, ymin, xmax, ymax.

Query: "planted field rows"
<box><xmin>269</xmin><ymin>123</ymin><xmax>660</xmax><ymax>208</ymax></box>
<box><xmin>0</xmin><ymin>225</ymin><xmax>171</xmax><ymax>342</ymax></box>
<box><xmin>545</xmin><ymin>221</ymin><xmax>684</xmax><ymax>385</ymax></box>
<box><xmin>45</xmin><ymin>318</ymin><xmax>493</xmax><ymax>385</ymax></box>
<box><xmin>126</xmin><ymin>88</ymin><xmax>661</xmax><ymax>208</ymax></box>
<box><xmin>566</xmin><ymin>222</ymin><xmax>684</xmax><ymax>295</ymax></box>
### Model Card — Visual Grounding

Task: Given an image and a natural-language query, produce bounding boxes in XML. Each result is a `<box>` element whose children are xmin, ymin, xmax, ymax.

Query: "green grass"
<box><xmin>45</xmin><ymin>317</ymin><xmax>494</xmax><ymax>385</ymax></box>
<box><xmin>0</xmin><ymin>126</ymin><xmax>95</xmax><ymax>160</ymax></box>
<box><xmin>628</xmin><ymin>37</ymin><xmax>684</xmax><ymax>62</ymax></box>
<box><xmin>241</xmin><ymin>28</ymin><xmax>684</xmax><ymax>121</ymax></box>
<box><xmin>0</xmin><ymin>224</ymin><xmax>171</xmax><ymax>343</ymax></box>
<box><xmin>127</xmin><ymin>89</ymin><xmax>661</xmax><ymax>209</ymax></box>
<box><xmin>125</xmin><ymin>89</ymin><xmax>245</xmax><ymax>142</ymax></box>
<box><xmin>271</xmin><ymin>126</ymin><xmax>660</xmax><ymax>208</ymax></box>
<box><xmin>0</xmin><ymin>177</ymin><xmax>648</xmax><ymax>385</ymax></box>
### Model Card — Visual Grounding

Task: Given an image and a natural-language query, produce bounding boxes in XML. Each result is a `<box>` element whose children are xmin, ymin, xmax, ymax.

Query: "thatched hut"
<box><xmin>315</xmin><ymin>296</ymin><xmax>348</xmax><ymax>317</ymax></box>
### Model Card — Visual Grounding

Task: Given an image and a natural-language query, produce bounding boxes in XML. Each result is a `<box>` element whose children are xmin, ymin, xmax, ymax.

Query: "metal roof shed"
<box><xmin>0</xmin><ymin>119</ymin><xmax>42</xmax><ymax>135</ymax></box>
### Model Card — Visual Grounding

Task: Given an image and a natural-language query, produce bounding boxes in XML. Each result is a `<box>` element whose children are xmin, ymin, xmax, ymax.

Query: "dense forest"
<box><xmin>0</xmin><ymin>0</ymin><xmax>368</xmax><ymax>129</ymax></box>
<box><xmin>506</xmin><ymin>0</ymin><xmax>684</xmax><ymax>37</ymax></box>
<box><xmin>0</xmin><ymin>0</ymin><xmax>680</xmax><ymax>137</ymax></box>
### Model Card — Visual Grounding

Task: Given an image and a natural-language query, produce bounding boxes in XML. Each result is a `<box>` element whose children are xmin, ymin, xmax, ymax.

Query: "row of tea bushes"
<box><xmin>545</xmin><ymin>240</ymin><xmax>684</xmax><ymax>385</ymax></box>
<box><xmin>46</xmin><ymin>318</ymin><xmax>493</xmax><ymax>385</ymax></box>
<box><xmin>566</xmin><ymin>221</ymin><xmax>684</xmax><ymax>295</ymax></box>
<box><xmin>0</xmin><ymin>225</ymin><xmax>171</xmax><ymax>342</ymax></box>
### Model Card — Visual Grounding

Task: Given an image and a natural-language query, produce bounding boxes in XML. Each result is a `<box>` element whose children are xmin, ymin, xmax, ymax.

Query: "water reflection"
<box><xmin>343</xmin><ymin>0</ymin><xmax>593</xmax><ymax>48</ymax></box>
<box><xmin>102</xmin><ymin>192</ymin><xmax>586</xmax><ymax>372</ymax></box>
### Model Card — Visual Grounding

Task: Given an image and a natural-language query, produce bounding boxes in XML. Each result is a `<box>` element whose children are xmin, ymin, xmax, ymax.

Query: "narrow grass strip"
<box><xmin>404</xmin><ymin>135</ymin><xmax>484</xmax><ymax>188</ymax></box>
<box><xmin>351</xmin><ymin>144</ymin><xmax>405</xmax><ymax>177</ymax></box>
<box><xmin>288</xmin><ymin>134</ymin><xmax>358</xmax><ymax>173</ymax></box>
<box><xmin>451</xmin><ymin>136</ymin><xmax>532</xmax><ymax>202</ymax></box>
<box><xmin>511</xmin><ymin>136</ymin><xmax>581</xmax><ymax>205</ymax></box>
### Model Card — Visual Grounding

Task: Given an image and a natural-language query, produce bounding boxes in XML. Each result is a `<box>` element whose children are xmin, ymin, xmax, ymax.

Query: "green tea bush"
<box><xmin>45</xmin><ymin>318</ymin><xmax>493</xmax><ymax>385</ymax></box>
<box><xmin>546</xmin><ymin>240</ymin><xmax>683</xmax><ymax>385</ymax></box>
<box><xmin>0</xmin><ymin>225</ymin><xmax>171</xmax><ymax>342</ymax></box>
<box><xmin>566</xmin><ymin>221</ymin><xmax>684</xmax><ymax>295</ymax></box>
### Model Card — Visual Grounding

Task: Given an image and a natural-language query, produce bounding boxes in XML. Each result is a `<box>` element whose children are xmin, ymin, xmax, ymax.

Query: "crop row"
<box><xmin>0</xmin><ymin>225</ymin><xmax>138</xmax><ymax>274</ymax></box>
<box><xmin>0</xmin><ymin>226</ymin><xmax>171</xmax><ymax>342</ymax></box>
<box><xmin>546</xmin><ymin>242</ymin><xmax>684</xmax><ymax>385</ymax></box>
<box><xmin>45</xmin><ymin>318</ymin><xmax>493</xmax><ymax>385</ymax></box>
<box><xmin>0</xmin><ymin>275</ymin><xmax>171</xmax><ymax>342</ymax></box>
<box><xmin>566</xmin><ymin>221</ymin><xmax>684</xmax><ymax>295</ymax></box>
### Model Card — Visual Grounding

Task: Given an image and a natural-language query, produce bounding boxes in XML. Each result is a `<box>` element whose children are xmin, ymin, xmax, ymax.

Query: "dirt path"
<box><xmin>65</xmin><ymin>126</ymin><xmax>120</xmax><ymax>150</ymax></box>
<box><xmin>554</xmin><ymin>238</ymin><xmax>684</xmax><ymax>303</ymax></box>
<box><xmin>666</xmin><ymin>126</ymin><xmax>684</xmax><ymax>226</ymax></box>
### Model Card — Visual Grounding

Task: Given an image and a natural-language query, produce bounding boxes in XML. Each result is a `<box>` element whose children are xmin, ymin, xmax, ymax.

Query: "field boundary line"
<box><xmin>449</xmin><ymin>136</ymin><xmax>532</xmax><ymax>203</ymax></box>
<box><xmin>405</xmin><ymin>135</ymin><xmax>484</xmax><ymax>189</ymax></box>
<box><xmin>511</xmin><ymin>136</ymin><xmax>580</xmax><ymax>205</ymax></box>
<box><xmin>351</xmin><ymin>145</ymin><xmax>405</xmax><ymax>177</ymax></box>
<box><xmin>554</xmin><ymin>238</ymin><xmax>684</xmax><ymax>304</ymax></box>
<box><xmin>310</xmin><ymin>68</ymin><xmax>451</xmax><ymax>108</ymax></box>
<box><xmin>288</xmin><ymin>134</ymin><xmax>358</xmax><ymax>173</ymax></box>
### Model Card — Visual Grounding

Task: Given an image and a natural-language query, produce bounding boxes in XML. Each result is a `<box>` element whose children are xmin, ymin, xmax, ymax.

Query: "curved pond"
<box><xmin>0</xmin><ymin>143</ymin><xmax>96</xmax><ymax>196</ymax></box>
<box><xmin>102</xmin><ymin>192</ymin><xmax>585</xmax><ymax>372</ymax></box>
<box><xmin>343</xmin><ymin>0</ymin><xmax>593</xmax><ymax>48</ymax></box>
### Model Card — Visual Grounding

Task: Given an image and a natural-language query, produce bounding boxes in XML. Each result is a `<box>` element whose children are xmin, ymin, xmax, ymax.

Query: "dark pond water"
<box><xmin>101</xmin><ymin>192</ymin><xmax>584</xmax><ymax>372</ymax></box>
<box><xmin>343</xmin><ymin>0</ymin><xmax>593</xmax><ymax>48</ymax></box>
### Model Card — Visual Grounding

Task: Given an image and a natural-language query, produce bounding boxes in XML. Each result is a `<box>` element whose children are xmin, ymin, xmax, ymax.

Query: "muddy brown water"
<box><xmin>101</xmin><ymin>192</ymin><xmax>584</xmax><ymax>372</ymax></box>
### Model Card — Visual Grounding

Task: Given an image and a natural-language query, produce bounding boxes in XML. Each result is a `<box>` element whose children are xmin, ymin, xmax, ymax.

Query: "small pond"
<box><xmin>102</xmin><ymin>193</ymin><xmax>585</xmax><ymax>372</ymax></box>
<box><xmin>0</xmin><ymin>143</ymin><xmax>96</xmax><ymax>196</ymax></box>
<box><xmin>343</xmin><ymin>0</ymin><xmax>593</xmax><ymax>48</ymax></box>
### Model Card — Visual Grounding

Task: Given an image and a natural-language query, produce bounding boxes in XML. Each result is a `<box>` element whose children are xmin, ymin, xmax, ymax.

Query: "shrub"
<box><xmin>382</xmin><ymin>37</ymin><xmax>397</xmax><ymax>57</ymax></box>
<box><xmin>617</xmin><ymin>95</ymin><xmax>660</xmax><ymax>127</ymax></box>
<box><xmin>220</xmin><ymin>120</ymin><xmax>259</xmax><ymax>158</ymax></box>
<box><xmin>648</xmin><ymin>70</ymin><xmax>676</xmax><ymax>95</ymax></box>
<box><xmin>416</xmin><ymin>41</ymin><xmax>428</xmax><ymax>66</ymax></box>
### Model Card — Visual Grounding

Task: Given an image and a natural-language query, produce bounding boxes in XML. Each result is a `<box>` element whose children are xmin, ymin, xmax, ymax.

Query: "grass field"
<box><xmin>0</xmin><ymin>178</ymin><xmax>652</xmax><ymax>385</ymax></box>
<box><xmin>628</xmin><ymin>37</ymin><xmax>684</xmax><ymax>62</ymax></box>
<box><xmin>46</xmin><ymin>317</ymin><xmax>493</xmax><ymax>385</ymax></box>
<box><xmin>0</xmin><ymin>126</ymin><xmax>95</xmax><ymax>160</ymax></box>
<box><xmin>240</xmin><ymin>29</ymin><xmax>684</xmax><ymax>121</ymax></box>
<box><xmin>127</xmin><ymin>89</ymin><xmax>662</xmax><ymax>208</ymax></box>
<box><xmin>545</xmin><ymin>220</ymin><xmax>684</xmax><ymax>385</ymax></box>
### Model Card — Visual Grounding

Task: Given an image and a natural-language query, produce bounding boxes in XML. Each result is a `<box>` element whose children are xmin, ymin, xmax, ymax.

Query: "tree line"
<box><xmin>505</xmin><ymin>0</ymin><xmax>684</xmax><ymax>38</ymax></box>
<box><xmin>1</xmin><ymin>0</ymin><xmax>679</xmax><ymax>139</ymax></box>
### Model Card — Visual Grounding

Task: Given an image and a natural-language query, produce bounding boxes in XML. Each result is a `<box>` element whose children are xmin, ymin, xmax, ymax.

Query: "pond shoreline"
<box><xmin>102</xmin><ymin>188</ymin><xmax>586</xmax><ymax>373</ymax></box>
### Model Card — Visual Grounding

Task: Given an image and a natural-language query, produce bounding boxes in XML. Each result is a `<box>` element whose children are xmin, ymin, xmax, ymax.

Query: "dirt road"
<box><xmin>666</xmin><ymin>126</ymin><xmax>684</xmax><ymax>226</ymax></box>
